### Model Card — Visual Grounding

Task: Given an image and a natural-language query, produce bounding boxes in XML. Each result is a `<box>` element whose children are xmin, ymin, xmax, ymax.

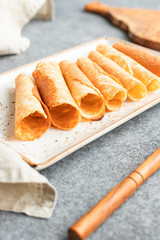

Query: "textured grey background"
<box><xmin>0</xmin><ymin>0</ymin><xmax>160</xmax><ymax>240</ymax></box>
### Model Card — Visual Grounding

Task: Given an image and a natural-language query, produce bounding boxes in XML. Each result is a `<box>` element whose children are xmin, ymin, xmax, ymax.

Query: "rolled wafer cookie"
<box><xmin>15</xmin><ymin>73</ymin><xmax>51</xmax><ymax>141</ymax></box>
<box><xmin>89</xmin><ymin>51</ymin><xmax>147</xmax><ymax>101</ymax></box>
<box><xmin>33</xmin><ymin>62</ymin><xmax>81</xmax><ymax>130</ymax></box>
<box><xmin>97</xmin><ymin>43</ymin><xmax>160</xmax><ymax>92</ymax></box>
<box><xmin>113</xmin><ymin>41</ymin><xmax>160</xmax><ymax>77</ymax></box>
<box><xmin>60</xmin><ymin>60</ymin><xmax>105</xmax><ymax>120</ymax></box>
<box><xmin>77</xmin><ymin>57</ymin><xmax>127</xmax><ymax>111</ymax></box>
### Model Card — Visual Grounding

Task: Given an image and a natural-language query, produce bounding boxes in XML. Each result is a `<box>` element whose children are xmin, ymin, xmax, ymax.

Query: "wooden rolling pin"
<box><xmin>69</xmin><ymin>147</ymin><xmax>160</xmax><ymax>240</ymax></box>
<box><xmin>85</xmin><ymin>1</ymin><xmax>160</xmax><ymax>50</ymax></box>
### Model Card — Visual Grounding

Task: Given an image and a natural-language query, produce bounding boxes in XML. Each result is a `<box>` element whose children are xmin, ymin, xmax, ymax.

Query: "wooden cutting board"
<box><xmin>85</xmin><ymin>1</ymin><xmax>160</xmax><ymax>50</ymax></box>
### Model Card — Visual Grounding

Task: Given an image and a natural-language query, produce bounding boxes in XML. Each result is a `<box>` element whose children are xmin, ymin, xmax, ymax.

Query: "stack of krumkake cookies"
<box><xmin>15</xmin><ymin>42</ymin><xmax>160</xmax><ymax>141</ymax></box>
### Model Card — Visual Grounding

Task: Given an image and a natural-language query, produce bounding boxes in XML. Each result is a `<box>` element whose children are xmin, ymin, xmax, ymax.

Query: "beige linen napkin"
<box><xmin>0</xmin><ymin>0</ymin><xmax>54</xmax><ymax>55</ymax></box>
<box><xmin>35</xmin><ymin>0</ymin><xmax>53</xmax><ymax>20</ymax></box>
<box><xmin>0</xmin><ymin>141</ymin><xmax>57</xmax><ymax>218</ymax></box>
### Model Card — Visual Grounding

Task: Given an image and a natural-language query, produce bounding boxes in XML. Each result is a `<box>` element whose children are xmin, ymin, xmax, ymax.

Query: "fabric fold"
<box><xmin>0</xmin><ymin>141</ymin><xmax>57</xmax><ymax>218</ymax></box>
<box><xmin>0</xmin><ymin>0</ymin><xmax>53</xmax><ymax>55</ymax></box>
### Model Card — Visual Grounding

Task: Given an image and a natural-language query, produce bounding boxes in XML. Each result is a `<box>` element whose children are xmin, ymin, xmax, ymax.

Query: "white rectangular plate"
<box><xmin>0</xmin><ymin>37</ymin><xmax>160</xmax><ymax>170</ymax></box>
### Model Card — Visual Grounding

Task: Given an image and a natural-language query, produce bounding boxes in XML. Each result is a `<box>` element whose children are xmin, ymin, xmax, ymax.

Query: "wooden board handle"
<box><xmin>69</xmin><ymin>148</ymin><xmax>160</xmax><ymax>240</ymax></box>
<box><xmin>85</xmin><ymin>1</ymin><xmax>111</xmax><ymax>15</ymax></box>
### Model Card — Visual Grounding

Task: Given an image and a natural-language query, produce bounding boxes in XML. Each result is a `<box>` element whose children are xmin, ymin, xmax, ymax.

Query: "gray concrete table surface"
<box><xmin>1</xmin><ymin>0</ymin><xmax>160</xmax><ymax>239</ymax></box>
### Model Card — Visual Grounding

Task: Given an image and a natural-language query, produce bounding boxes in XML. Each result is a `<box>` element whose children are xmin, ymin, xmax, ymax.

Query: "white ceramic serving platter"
<box><xmin>0</xmin><ymin>37</ymin><xmax>160</xmax><ymax>170</ymax></box>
